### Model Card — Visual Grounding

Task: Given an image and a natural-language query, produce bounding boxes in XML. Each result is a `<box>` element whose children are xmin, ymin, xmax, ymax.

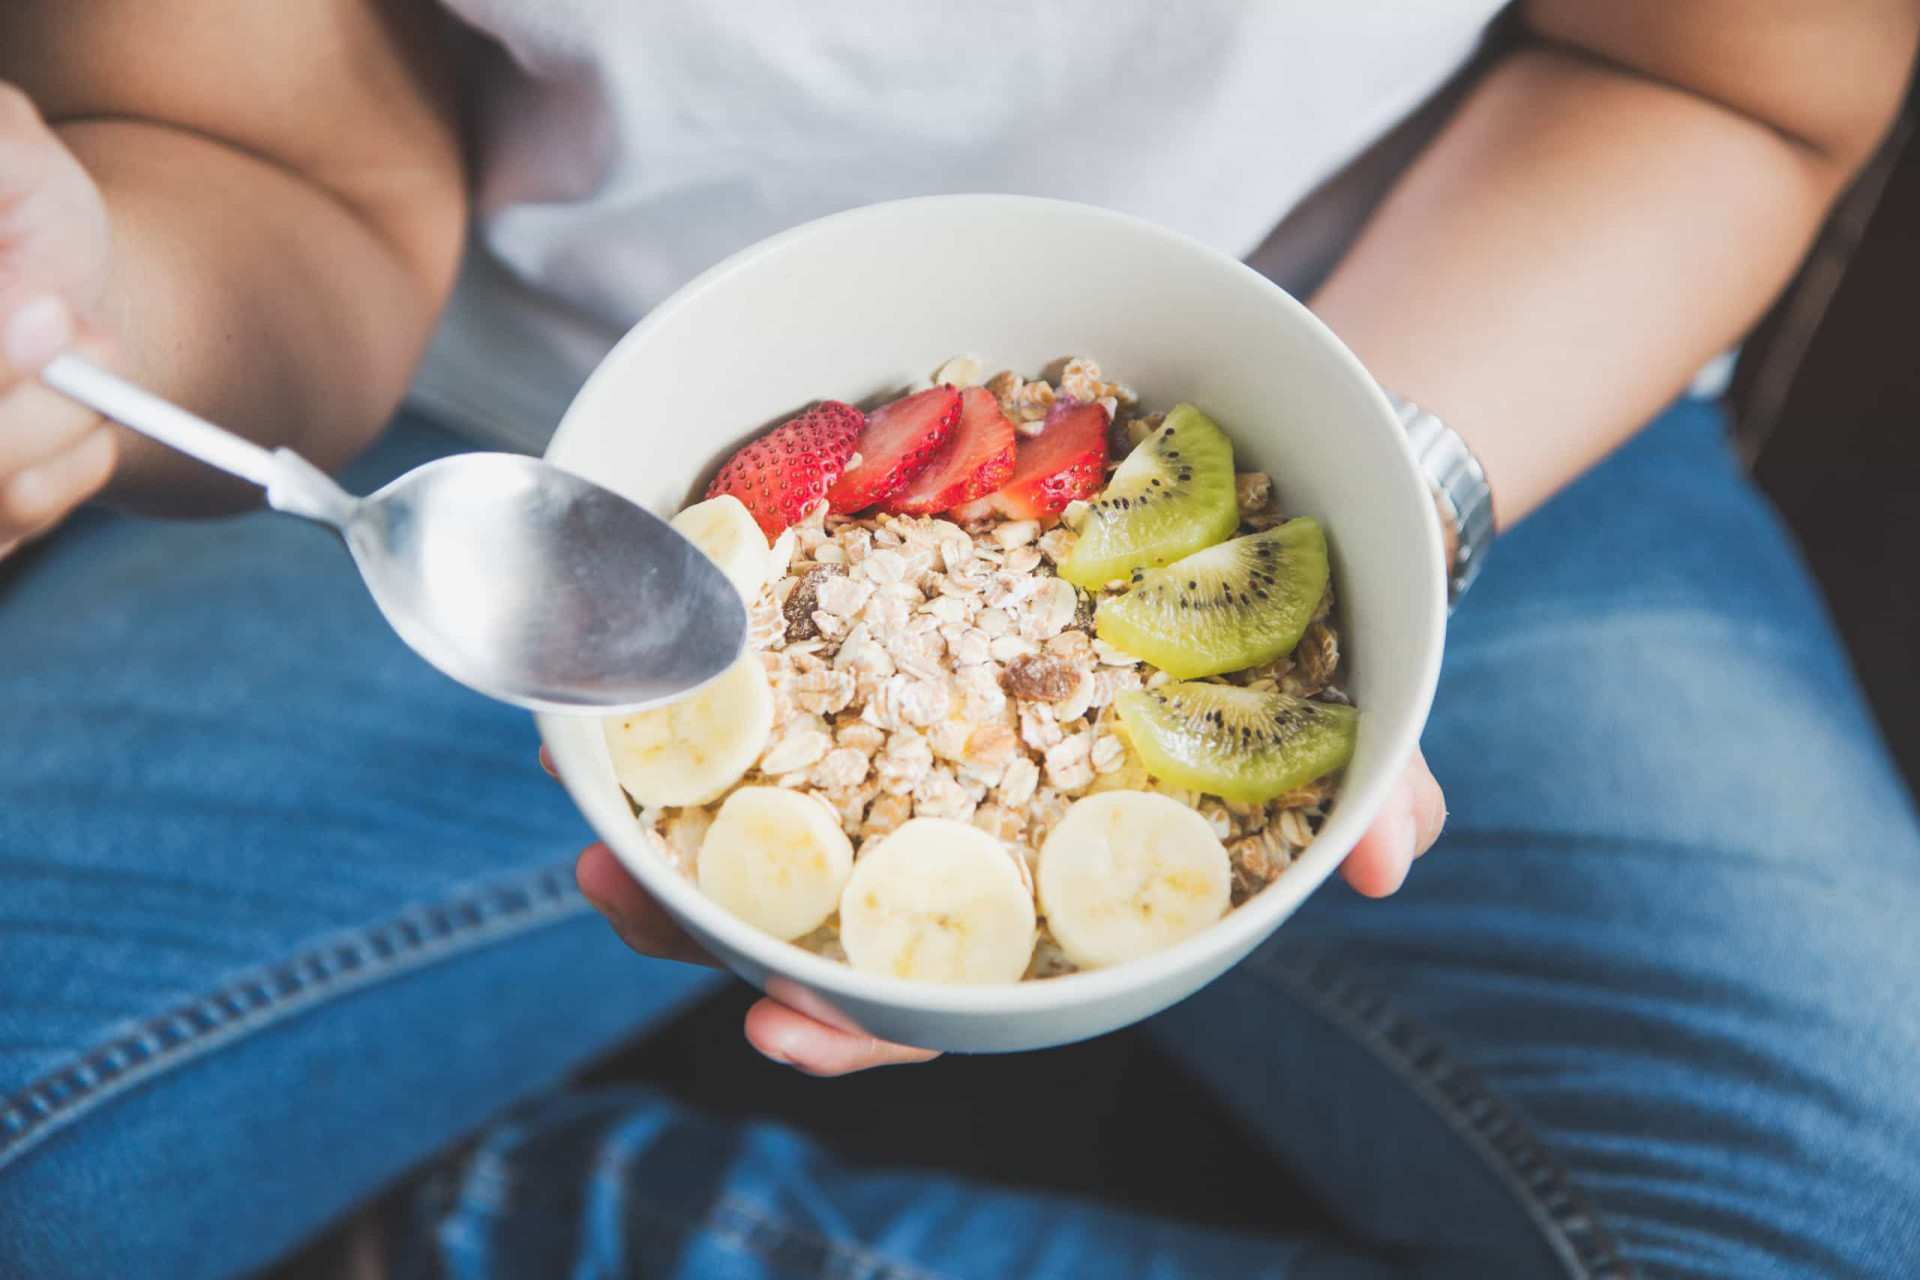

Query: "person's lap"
<box><xmin>2</xmin><ymin>399</ymin><xmax>1915</xmax><ymax>1279</ymax></box>
<box><xmin>1147</xmin><ymin>397</ymin><xmax>1920</xmax><ymax>1278</ymax></box>
<box><xmin>0</xmin><ymin>417</ymin><xmax>721</xmax><ymax>1277</ymax></box>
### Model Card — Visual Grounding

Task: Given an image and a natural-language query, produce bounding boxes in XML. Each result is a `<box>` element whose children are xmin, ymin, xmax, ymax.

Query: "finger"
<box><xmin>1</xmin><ymin>294</ymin><xmax>75</xmax><ymax>382</ymax></box>
<box><xmin>1340</xmin><ymin>767</ymin><xmax>1417</xmax><ymax>898</ymax></box>
<box><xmin>538</xmin><ymin>743</ymin><xmax>557</xmax><ymax>779</ymax></box>
<box><xmin>0</xmin><ymin>425</ymin><xmax>115</xmax><ymax>543</ymax></box>
<box><xmin>742</xmin><ymin>998</ymin><xmax>940</xmax><ymax>1076</ymax></box>
<box><xmin>574</xmin><ymin>841</ymin><xmax>716</xmax><ymax>967</ymax></box>
<box><xmin>1405</xmin><ymin>749</ymin><xmax>1447</xmax><ymax>857</ymax></box>
<box><xmin>0</xmin><ymin>378</ymin><xmax>104</xmax><ymax>475</ymax></box>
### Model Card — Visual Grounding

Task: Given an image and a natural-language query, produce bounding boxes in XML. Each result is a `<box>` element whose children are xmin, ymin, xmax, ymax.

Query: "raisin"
<box><xmin>783</xmin><ymin>563</ymin><xmax>847</xmax><ymax>642</ymax></box>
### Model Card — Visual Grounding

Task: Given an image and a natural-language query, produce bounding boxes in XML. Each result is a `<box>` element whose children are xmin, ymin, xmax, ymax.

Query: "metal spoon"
<box><xmin>42</xmin><ymin>353</ymin><xmax>746</xmax><ymax>715</ymax></box>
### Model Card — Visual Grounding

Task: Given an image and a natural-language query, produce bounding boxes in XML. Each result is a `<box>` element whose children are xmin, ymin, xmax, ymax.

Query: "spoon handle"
<box><xmin>40</xmin><ymin>353</ymin><xmax>356</xmax><ymax>528</ymax></box>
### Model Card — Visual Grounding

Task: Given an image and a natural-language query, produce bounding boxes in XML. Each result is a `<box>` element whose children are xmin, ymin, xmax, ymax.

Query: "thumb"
<box><xmin>0</xmin><ymin>83</ymin><xmax>110</xmax><ymax>381</ymax></box>
<box><xmin>3</xmin><ymin>293</ymin><xmax>75</xmax><ymax>377</ymax></box>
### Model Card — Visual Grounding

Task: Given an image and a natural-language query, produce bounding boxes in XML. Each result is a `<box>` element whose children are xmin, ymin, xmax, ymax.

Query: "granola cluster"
<box><xmin>642</xmin><ymin>361</ymin><xmax>1348</xmax><ymax>975</ymax></box>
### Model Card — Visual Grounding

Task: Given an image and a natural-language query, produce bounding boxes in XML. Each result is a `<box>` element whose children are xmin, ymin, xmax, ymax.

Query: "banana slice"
<box><xmin>1036</xmin><ymin>791</ymin><xmax>1231</xmax><ymax>969</ymax></box>
<box><xmin>670</xmin><ymin>495</ymin><xmax>769</xmax><ymax>600</ymax></box>
<box><xmin>602</xmin><ymin>654</ymin><xmax>773</xmax><ymax>806</ymax></box>
<box><xmin>839</xmin><ymin>819</ymin><xmax>1037</xmax><ymax>984</ymax></box>
<box><xmin>698</xmin><ymin>786</ymin><xmax>854</xmax><ymax>940</ymax></box>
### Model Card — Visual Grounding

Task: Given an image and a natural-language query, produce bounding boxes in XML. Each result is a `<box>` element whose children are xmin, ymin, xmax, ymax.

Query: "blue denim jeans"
<box><xmin>3</xmin><ymin>397</ymin><xmax>1916</xmax><ymax>1279</ymax></box>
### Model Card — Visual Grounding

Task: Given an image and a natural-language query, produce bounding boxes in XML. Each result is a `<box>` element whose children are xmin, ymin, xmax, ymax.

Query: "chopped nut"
<box><xmin>1295</xmin><ymin>620</ymin><xmax>1339</xmax><ymax>691</ymax></box>
<box><xmin>1003</xmin><ymin>651</ymin><xmax>1080</xmax><ymax>702</ymax></box>
<box><xmin>1012</xmin><ymin>380</ymin><xmax>1056</xmax><ymax>422</ymax></box>
<box><xmin>984</xmin><ymin>369</ymin><xmax>1024</xmax><ymax>419</ymax></box>
<box><xmin>1235</xmin><ymin>471</ymin><xmax>1273</xmax><ymax>514</ymax></box>
<box><xmin>1059</xmin><ymin>356</ymin><xmax>1135</xmax><ymax>407</ymax></box>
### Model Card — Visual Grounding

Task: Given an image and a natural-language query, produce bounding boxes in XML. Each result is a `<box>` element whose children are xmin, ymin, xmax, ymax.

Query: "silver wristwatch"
<box><xmin>1384</xmin><ymin>389</ymin><xmax>1495</xmax><ymax>608</ymax></box>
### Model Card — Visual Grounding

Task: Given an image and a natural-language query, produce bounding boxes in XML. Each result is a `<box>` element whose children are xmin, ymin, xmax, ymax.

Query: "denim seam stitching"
<box><xmin>0</xmin><ymin>862</ymin><xmax>589</xmax><ymax>1174</ymax></box>
<box><xmin>622</xmin><ymin>1193</ymin><xmax>951</xmax><ymax>1280</ymax></box>
<box><xmin>1242</xmin><ymin>945</ymin><xmax>1635</xmax><ymax>1280</ymax></box>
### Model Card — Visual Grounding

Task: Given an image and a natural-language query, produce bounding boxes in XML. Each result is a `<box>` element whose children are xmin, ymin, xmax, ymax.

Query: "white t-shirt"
<box><xmin>415</xmin><ymin>1</ymin><xmax>1510</xmax><ymax>449</ymax></box>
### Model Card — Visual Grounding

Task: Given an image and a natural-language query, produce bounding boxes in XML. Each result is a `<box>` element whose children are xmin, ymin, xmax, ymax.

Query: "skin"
<box><xmin>3</xmin><ymin>1</ymin><xmax>1915</xmax><ymax>1073</ymax></box>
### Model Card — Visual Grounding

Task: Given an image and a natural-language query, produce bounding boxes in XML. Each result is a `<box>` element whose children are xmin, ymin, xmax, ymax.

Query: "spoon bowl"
<box><xmin>344</xmin><ymin>452</ymin><xmax>747</xmax><ymax>714</ymax></box>
<box><xmin>41</xmin><ymin>354</ymin><xmax>745</xmax><ymax>714</ymax></box>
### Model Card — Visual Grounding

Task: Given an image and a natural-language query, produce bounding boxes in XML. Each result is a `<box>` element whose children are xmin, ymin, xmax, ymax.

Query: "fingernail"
<box><xmin>5</xmin><ymin>295</ymin><xmax>73</xmax><ymax>371</ymax></box>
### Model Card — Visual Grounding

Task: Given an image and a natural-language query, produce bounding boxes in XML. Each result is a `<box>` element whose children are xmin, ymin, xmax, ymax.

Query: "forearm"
<box><xmin>60</xmin><ymin>121</ymin><xmax>455</xmax><ymax>516</ymax></box>
<box><xmin>1</xmin><ymin>0</ymin><xmax>467</xmax><ymax>519</ymax></box>
<box><xmin>1312</xmin><ymin>24</ymin><xmax>1915</xmax><ymax>529</ymax></box>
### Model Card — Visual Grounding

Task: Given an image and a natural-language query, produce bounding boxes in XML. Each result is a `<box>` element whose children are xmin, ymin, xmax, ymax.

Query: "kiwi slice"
<box><xmin>1096</xmin><ymin>518</ymin><xmax>1329</xmax><ymax>679</ymax></box>
<box><xmin>1115</xmin><ymin>683</ymin><xmax>1357</xmax><ymax>804</ymax></box>
<box><xmin>1058</xmin><ymin>404</ymin><xmax>1238</xmax><ymax>589</ymax></box>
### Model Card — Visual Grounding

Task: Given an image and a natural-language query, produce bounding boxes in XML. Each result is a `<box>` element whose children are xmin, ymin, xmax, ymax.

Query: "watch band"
<box><xmin>1384</xmin><ymin>389</ymin><xmax>1495</xmax><ymax>608</ymax></box>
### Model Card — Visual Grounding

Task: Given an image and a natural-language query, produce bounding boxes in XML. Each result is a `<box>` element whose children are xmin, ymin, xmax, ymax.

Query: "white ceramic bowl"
<box><xmin>536</xmin><ymin>195</ymin><xmax>1445</xmax><ymax>1052</ymax></box>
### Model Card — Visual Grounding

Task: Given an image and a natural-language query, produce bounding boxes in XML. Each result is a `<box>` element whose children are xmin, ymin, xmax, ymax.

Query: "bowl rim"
<box><xmin>537</xmin><ymin>193</ymin><xmax>1446</xmax><ymax>1016</ymax></box>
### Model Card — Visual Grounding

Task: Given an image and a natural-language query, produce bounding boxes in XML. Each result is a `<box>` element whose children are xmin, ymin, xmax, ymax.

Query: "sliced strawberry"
<box><xmin>824</xmin><ymin>386</ymin><xmax>962</xmax><ymax>514</ymax></box>
<box><xmin>705</xmin><ymin>400</ymin><xmax>863</xmax><ymax>539</ymax></box>
<box><xmin>958</xmin><ymin>399</ymin><xmax>1109</xmax><ymax>520</ymax></box>
<box><xmin>878</xmin><ymin>387</ymin><xmax>1017</xmax><ymax>515</ymax></box>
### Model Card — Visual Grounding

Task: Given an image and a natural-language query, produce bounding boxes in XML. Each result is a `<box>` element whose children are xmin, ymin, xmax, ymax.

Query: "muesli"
<box><xmin>605</xmin><ymin>357</ymin><xmax>1357</xmax><ymax>983</ymax></box>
